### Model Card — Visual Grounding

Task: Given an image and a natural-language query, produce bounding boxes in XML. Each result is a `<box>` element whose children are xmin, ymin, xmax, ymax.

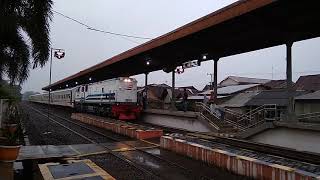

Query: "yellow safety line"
<box><xmin>68</xmin><ymin>145</ymin><xmax>82</xmax><ymax>156</ymax></box>
<box><xmin>140</xmin><ymin>139</ymin><xmax>160</xmax><ymax>147</ymax></box>
<box><xmin>76</xmin><ymin>150</ymin><xmax>110</xmax><ymax>158</ymax></box>
<box><xmin>76</xmin><ymin>145</ymin><xmax>158</xmax><ymax>157</ymax></box>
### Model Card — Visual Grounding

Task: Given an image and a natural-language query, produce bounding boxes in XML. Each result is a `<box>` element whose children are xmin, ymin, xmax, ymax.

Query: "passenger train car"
<box><xmin>29</xmin><ymin>77</ymin><xmax>142</xmax><ymax>120</ymax></box>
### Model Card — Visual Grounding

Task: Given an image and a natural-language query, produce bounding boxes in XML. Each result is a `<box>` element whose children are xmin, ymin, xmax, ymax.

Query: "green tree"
<box><xmin>0</xmin><ymin>0</ymin><xmax>53</xmax><ymax>84</ymax></box>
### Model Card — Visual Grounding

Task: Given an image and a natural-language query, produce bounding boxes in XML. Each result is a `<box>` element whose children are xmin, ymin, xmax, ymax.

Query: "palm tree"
<box><xmin>0</xmin><ymin>0</ymin><xmax>53</xmax><ymax>84</ymax></box>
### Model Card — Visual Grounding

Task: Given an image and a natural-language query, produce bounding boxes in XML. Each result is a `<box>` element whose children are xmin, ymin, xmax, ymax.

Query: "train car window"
<box><xmin>85</xmin><ymin>85</ymin><xmax>88</xmax><ymax>92</ymax></box>
<box><xmin>102</xmin><ymin>88</ymin><xmax>104</xmax><ymax>93</ymax></box>
<box><xmin>77</xmin><ymin>87</ymin><xmax>80</xmax><ymax>92</ymax></box>
<box><xmin>81</xmin><ymin>87</ymin><xmax>84</xmax><ymax>92</ymax></box>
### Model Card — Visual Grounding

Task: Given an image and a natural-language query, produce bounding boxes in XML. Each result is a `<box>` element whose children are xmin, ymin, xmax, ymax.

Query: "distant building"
<box><xmin>196</xmin><ymin>84</ymin><xmax>266</xmax><ymax>104</ymax></box>
<box><xmin>176</xmin><ymin>86</ymin><xmax>199</xmax><ymax>95</ymax></box>
<box><xmin>294</xmin><ymin>74</ymin><xmax>320</xmax><ymax>91</ymax></box>
<box><xmin>220</xmin><ymin>91</ymin><xmax>260</xmax><ymax>114</ymax></box>
<box><xmin>219</xmin><ymin>76</ymin><xmax>271</xmax><ymax>87</ymax></box>
<box><xmin>263</xmin><ymin>80</ymin><xmax>288</xmax><ymax>89</ymax></box>
<box><xmin>202</xmin><ymin>84</ymin><xmax>212</xmax><ymax>91</ymax></box>
<box><xmin>199</xmin><ymin>84</ymin><xmax>266</xmax><ymax>96</ymax></box>
<box><xmin>295</xmin><ymin>90</ymin><xmax>320</xmax><ymax>115</ymax></box>
<box><xmin>245</xmin><ymin>90</ymin><xmax>307</xmax><ymax>119</ymax></box>
<box><xmin>138</xmin><ymin>84</ymin><xmax>198</xmax><ymax>109</ymax></box>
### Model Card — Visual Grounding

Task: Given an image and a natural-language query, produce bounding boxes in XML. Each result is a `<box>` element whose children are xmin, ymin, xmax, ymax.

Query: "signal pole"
<box><xmin>48</xmin><ymin>48</ymin><xmax>65</xmax><ymax>120</ymax></box>
<box><xmin>207</xmin><ymin>73</ymin><xmax>214</xmax><ymax>90</ymax></box>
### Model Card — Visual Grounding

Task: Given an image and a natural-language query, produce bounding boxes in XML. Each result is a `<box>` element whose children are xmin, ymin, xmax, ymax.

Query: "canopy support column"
<box><xmin>144</xmin><ymin>72</ymin><xmax>148</xmax><ymax>109</ymax></box>
<box><xmin>214</xmin><ymin>58</ymin><xmax>219</xmax><ymax>101</ymax></box>
<box><xmin>286</xmin><ymin>42</ymin><xmax>295</xmax><ymax>121</ymax></box>
<box><xmin>171</xmin><ymin>70</ymin><xmax>176</xmax><ymax>110</ymax></box>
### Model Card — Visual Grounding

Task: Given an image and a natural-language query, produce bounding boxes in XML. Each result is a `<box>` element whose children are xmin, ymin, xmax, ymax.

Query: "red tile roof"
<box><xmin>294</xmin><ymin>74</ymin><xmax>320</xmax><ymax>91</ymax></box>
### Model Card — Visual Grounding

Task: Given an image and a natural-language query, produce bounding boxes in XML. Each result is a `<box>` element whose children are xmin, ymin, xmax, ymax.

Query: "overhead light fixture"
<box><xmin>66</xmin><ymin>84</ymin><xmax>69</xmax><ymax>87</ymax></box>
<box><xmin>89</xmin><ymin>77</ymin><xmax>92</xmax><ymax>81</ymax></box>
<box><xmin>146</xmin><ymin>57</ymin><xmax>151</xmax><ymax>66</ymax></box>
<box><xmin>202</xmin><ymin>53</ymin><xmax>208</xmax><ymax>60</ymax></box>
<box><xmin>75</xmin><ymin>82</ymin><xmax>78</xmax><ymax>85</ymax></box>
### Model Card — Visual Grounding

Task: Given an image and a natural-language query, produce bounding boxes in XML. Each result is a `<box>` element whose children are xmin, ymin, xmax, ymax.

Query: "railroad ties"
<box><xmin>71</xmin><ymin>113</ymin><xmax>163</xmax><ymax>140</ymax></box>
<box><xmin>160</xmin><ymin>134</ymin><xmax>320</xmax><ymax>180</ymax></box>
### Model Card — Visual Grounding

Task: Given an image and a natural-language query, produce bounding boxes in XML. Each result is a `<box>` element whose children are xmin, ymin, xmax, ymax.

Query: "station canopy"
<box><xmin>43</xmin><ymin>0</ymin><xmax>320</xmax><ymax>91</ymax></box>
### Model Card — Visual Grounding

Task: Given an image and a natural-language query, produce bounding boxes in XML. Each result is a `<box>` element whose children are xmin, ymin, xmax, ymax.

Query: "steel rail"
<box><xmin>187</xmin><ymin>133</ymin><xmax>320</xmax><ymax>165</ymax></box>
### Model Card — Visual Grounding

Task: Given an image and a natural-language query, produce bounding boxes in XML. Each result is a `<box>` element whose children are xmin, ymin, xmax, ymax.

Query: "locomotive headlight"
<box><xmin>124</xmin><ymin>78</ymin><xmax>132</xmax><ymax>83</ymax></box>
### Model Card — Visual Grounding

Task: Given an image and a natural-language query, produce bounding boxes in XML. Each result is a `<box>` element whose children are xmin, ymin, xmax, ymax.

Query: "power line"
<box><xmin>52</xmin><ymin>10</ymin><xmax>153</xmax><ymax>40</ymax></box>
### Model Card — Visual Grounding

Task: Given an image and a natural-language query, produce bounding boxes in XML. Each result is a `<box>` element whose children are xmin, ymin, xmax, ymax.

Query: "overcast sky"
<box><xmin>22</xmin><ymin>0</ymin><xmax>320</xmax><ymax>93</ymax></box>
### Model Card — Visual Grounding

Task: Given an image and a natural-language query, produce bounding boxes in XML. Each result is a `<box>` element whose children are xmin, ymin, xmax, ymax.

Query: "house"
<box><xmin>137</xmin><ymin>84</ymin><xmax>172</xmax><ymax>109</ymax></box>
<box><xmin>202</xmin><ymin>84</ymin><xmax>212</xmax><ymax>91</ymax></box>
<box><xmin>220</xmin><ymin>91</ymin><xmax>260</xmax><ymax>114</ymax></box>
<box><xmin>138</xmin><ymin>84</ymin><xmax>198</xmax><ymax>109</ymax></box>
<box><xmin>199</xmin><ymin>84</ymin><xmax>265</xmax><ymax>96</ymax></box>
<box><xmin>219</xmin><ymin>76</ymin><xmax>271</xmax><ymax>87</ymax></box>
<box><xmin>263</xmin><ymin>80</ymin><xmax>288</xmax><ymax>89</ymax></box>
<box><xmin>176</xmin><ymin>86</ymin><xmax>199</xmax><ymax>96</ymax></box>
<box><xmin>295</xmin><ymin>90</ymin><xmax>320</xmax><ymax>115</ymax></box>
<box><xmin>245</xmin><ymin>90</ymin><xmax>307</xmax><ymax>119</ymax></box>
<box><xmin>196</xmin><ymin>84</ymin><xmax>266</xmax><ymax>104</ymax></box>
<box><xmin>294</xmin><ymin>74</ymin><xmax>320</xmax><ymax>91</ymax></box>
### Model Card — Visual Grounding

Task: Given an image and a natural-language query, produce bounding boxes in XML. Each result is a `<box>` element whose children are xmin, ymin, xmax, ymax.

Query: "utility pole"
<box><xmin>207</xmin><ymin>73</ymin><xmax>214</xmax><ymax>90</ymax></box>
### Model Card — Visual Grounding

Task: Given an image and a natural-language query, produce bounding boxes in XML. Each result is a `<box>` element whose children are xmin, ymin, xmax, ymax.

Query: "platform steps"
<box><xmin>196</xmin><ymin>102</ymin><xmax>239</xmax><ymax>133</ymax></box>
<box><xmin>196</xmin><ymin>103</ymin><xmax>277</xmax><ymax>133</ymax></box>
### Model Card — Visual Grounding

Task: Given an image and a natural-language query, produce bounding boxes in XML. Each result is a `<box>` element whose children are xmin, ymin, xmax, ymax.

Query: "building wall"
<box><xmin>295</xmin><ymin>101</ymin><xmax>320</xmax><ymax>114</ymax></box>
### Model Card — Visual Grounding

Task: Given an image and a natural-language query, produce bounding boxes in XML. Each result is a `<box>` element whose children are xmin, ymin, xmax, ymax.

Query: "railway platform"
<box><xmin>18</xmin><ymin>102</ymin><xmax>250</xmax><ymax>180</ymax></box>
<box><xmin>39</xmin><ymin>159</ymin><xmax>115</xmax><ymax>180</ymax></box>
<box><xmin>161</xmin><ymin>133</ymin><xmax>320</xmax><ymax>180</ymax></box>
<box><xmin>71</xmin><ymin>113</ymin><xmax>163</xmax><ymax>140</ymax></box>
<box><xmin>17</xmin><ymin>140</ymin><xmax>157</xmax><ymax>161</ymax></box>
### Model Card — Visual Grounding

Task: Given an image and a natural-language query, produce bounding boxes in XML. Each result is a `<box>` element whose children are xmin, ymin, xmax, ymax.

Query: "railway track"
<box><xmin>30</xmin><ymin>102</ymin><xmax>320</xmax><ymax>165</ymax></box>
<box><xmin>27</xmin><ymin>102</ymin><xmax>320</xmax><ymax>178</ymax></box>
<box><xmin>27</xmin><ymin>103</ymin><xmax>215</xmax><ymax>180</ymax></box>
<box><xmin>187</xmin><ymin>133</ymin><xmax>320</xmax><ymax>165</ymax></box>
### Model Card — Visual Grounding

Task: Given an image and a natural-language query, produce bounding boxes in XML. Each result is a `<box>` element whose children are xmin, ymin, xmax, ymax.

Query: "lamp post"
<box><xmin>48</xmin><ymin>48</ymin><xmax>65</xmax><ymax>119</ymax></box>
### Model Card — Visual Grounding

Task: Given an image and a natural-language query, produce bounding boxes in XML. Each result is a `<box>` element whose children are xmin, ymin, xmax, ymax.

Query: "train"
<box><xmin>29</xmin><ymin>77</ymin><xmax>142</xmax><ymax>120</ymax></box>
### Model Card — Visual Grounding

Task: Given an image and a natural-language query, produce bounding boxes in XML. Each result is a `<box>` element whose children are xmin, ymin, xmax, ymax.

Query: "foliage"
<box><xmin>3</xmin><ymin>101</ymin><xmax>21</xmax><ymax>124</ymax></box>
<box><xmin>0</xmin><ymin>0</ymin><xmax>53</xmax><ymax>84</ymax></box>
<box><xmin>0</xmin><ymin>80</ymin><xmax>21</xmax><ymax>100</ymax></box>
<box><xmin>0</xmin><ymin>101</ymin><xmax>22</xmax><ymax>145</ymax></box>
<box><xmin>0</xmin><ymin>127</ymin><xmax>20</xmax><ymax>145</ymax></box>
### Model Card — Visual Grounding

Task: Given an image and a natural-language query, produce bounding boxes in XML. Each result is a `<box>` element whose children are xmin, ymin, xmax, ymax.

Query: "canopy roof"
<box><xmin>44</xmin><ymin>0</ymin><xmax>320</xmax><ymax>91</ymax></box>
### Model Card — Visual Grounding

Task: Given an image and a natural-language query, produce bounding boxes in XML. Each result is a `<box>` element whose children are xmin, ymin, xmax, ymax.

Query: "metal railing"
<box><xmin>224</xmin><ymin>104</ymin><xmax>277</xmax><ymax>131</ymax></box>
<box><xmin>297</xmin><ymin>112</ymin><xmax>320</xmax><ymax>122</ymax></box>
<box><xmin>196</xmin><ymin>102</ymin><xmax>278</xmax><ymax>132</ymax></box>
<box><xmin>196</xmin><ymin>102</ymin><xmax>244</xmax><ymax>131</ymax></box>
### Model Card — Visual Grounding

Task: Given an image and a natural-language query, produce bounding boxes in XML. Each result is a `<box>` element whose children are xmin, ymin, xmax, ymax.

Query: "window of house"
<box><xmin>85</xmin><ymin>85</ymin><xmax>88</xmax><ymax>92</ymax></box>
<box><xmin>102</xmin><ymin>88</ymin><xmax>104</xmax><ymax>93</ymax></box>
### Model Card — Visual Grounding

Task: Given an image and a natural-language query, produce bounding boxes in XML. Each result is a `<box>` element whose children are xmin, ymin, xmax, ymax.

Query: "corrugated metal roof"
<box><xmin>199</xmin><ymin>84</ymin><xmax>261</xmax><ymax>95</ymax></box>
<box><xmin>263</xmin><ymin>80</ymin><xmax>288</xmax><ymax>89</ymax></box>
<box><xmin>188</xmin><ymin>95</ymin><xmax>227</xmax><ymax>100</ymax></box>
<box><xmin>221</xmin><ymin>76</ymin><xmax>271</xmax><ymax>85</ymax></box>
<box><xmin>245</xmin><ymin>90</ymin><xmax>307</xmax><ymax>106</ymax></box>
<box><xmin>220</xmin><ymin>91</ymin><xmax>260</xmax><ymax>108</ymax></box>
<box><xmin>295</xmin><ymin>90</ymin><xmax>320</xmax><ymax>100</ymax></box>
